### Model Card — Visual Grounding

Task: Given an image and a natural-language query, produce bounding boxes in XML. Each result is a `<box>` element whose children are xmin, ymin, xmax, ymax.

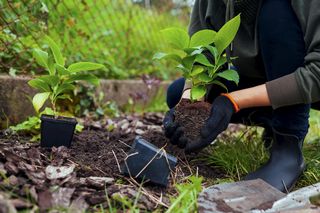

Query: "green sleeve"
<box><xmin>266</xmin><ymin>1</ymin><xmax>320</xmax><ymax>109</ymax></box>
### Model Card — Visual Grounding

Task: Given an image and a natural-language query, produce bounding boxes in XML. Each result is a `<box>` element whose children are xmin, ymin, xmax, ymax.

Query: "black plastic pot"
<box><xmin>40</xmin><ymin>114</ymin><xmax>77</xmax><ymax>148</ymax></box>
<box><xmin>121</xmin><ymin>136</ymin><xmax>177</xmax><ymax>187</ymax></box>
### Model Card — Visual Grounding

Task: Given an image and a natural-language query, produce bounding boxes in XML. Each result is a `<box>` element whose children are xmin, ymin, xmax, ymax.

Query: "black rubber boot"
<box><xmin>262</xmin><ymin>127</ymin><xmax>273</xmax><ymax>150</ymax></box>
<box><xmin>244</xmin><ymin>129</ymin><xmax>306</xmax><ymax>192</ymax></box>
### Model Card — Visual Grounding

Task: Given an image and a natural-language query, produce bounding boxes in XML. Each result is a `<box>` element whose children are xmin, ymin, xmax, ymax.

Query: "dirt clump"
<box><xmin>175</xmin><ymin>99</ymin><xmax>211</xmax><ymax>142</ymax></box>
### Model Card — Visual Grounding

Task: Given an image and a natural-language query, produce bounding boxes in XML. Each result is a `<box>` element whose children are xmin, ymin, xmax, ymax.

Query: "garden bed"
<box><xmin>0</xmin><ymin>112</ymin><xmax>225</xmax><ymax>212</ymax></box>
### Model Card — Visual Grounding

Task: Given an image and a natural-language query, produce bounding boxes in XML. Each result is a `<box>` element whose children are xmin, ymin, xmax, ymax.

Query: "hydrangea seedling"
<box><xmin>153</xmin><ymin>15</ymin><xmax>241</xmax><ymax>101</ymax></box>
<box><xmin>29</xmin><ymin>35</ymin><xmax>105</xmax><ymax>116</ymax></box>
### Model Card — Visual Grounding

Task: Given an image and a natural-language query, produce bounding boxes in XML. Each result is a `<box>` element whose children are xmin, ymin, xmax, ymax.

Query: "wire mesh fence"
<box><xmin>0</xmin><ymin>0</ymin><xmax>192</xmax><ymax>79</ymax></box>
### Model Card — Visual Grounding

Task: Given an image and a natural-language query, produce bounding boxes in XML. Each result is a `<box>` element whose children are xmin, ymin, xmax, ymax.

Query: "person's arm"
<box><xmin>262</xmin><ymin>1</ymin><xmax>320</xmax><ymax>109</ymax></box>
<box><xmin>229</xmin><ymin>84</ymin><xmax>271</xmax><ymax>110</ymax></box>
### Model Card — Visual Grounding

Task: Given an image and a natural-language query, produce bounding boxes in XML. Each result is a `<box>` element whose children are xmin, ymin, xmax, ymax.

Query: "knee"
<box><xmin>258</xmin><ymin>0</ymin><xmax>304</xmax><ymax>44</ymax></box>
<box><xmin>272</xmin><ymin>104</ymin><xmax>311</xmax><ymax>139</ymax></box>
<box><xmin>166</xmin><ymin>78</ymin><xmax>185</xmax><ymax>109</ymax></box>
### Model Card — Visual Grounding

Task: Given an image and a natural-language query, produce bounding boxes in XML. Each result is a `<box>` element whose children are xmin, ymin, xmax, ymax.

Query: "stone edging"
<box><xmin>0</xmin><ymin>75</ymin><xmax>169</xmax><ymax>127</ymax></box>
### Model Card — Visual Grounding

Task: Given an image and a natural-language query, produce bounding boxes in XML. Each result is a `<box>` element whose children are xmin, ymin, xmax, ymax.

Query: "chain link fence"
<box><xmin>0</xmin><ymin>0</ymin><xmax>192</xmax><ymax>79</ymax></box>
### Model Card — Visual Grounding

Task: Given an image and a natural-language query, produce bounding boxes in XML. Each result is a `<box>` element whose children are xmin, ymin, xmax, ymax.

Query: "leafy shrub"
<box><xmin>154</xmin><ymin>15</ymin><xmax>241</xmax><ymax>100</ymax></box>
<box><xmin>1</xmin><ymin>0</ymin><xmax>188</xmax><ymax>79</ymax></box>
<box><xmin>29</xmin><ymin>35</ymin><xmax>104</xmax><ymax>115</ymax></box>
<box><xmin>10</xmin><ymin>35</ymin><xmax>104</xmax><ymax>139</ymax></box>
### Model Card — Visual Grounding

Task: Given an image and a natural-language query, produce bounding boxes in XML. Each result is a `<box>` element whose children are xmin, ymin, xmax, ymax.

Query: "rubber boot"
<box><xmin>244</xmin><ymin>129</ymin><xmax>306</xmax><ymax>192</ymax></box>
<box><xmin>262</xmin><ymin>127</ymin><xmax>273</xmax><ymax>150</ymax></box>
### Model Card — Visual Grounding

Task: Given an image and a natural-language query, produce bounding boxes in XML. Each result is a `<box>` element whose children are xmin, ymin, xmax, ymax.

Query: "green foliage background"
<box><xmin>0</xmin><ymin>0</ymin><xmax>189</xmax><ymax>79</ymax></box>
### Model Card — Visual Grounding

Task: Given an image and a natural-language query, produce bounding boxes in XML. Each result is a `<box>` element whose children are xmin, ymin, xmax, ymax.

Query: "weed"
<box><xmin>200</xmin><ymin>127</ymin><xmax>268</xmax><ymax>181</ymax></box>
<box><xmin>166</xmin><ymin>176</ymin><xmax>203</xmax><ymax>213</ymax></box>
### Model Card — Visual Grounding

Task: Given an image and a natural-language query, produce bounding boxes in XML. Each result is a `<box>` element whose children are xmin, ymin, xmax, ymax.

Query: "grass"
<box><xmin>200</xmin><ymin>127</ymin><xmax>269</xmax><ymax>181</ymax></box>
<box><xmin>198</xmin><ymin>111</ymin><xmax>320</xmax><ymax>189</ymax></box>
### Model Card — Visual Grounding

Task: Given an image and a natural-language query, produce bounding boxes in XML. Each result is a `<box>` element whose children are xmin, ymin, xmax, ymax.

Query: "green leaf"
<box><xmin>10</xmin><ymin>116</ymin><xmax>40</xmax><ymax>133</ymax></box>
<box><xmin>66</xmin><ymin>73</ymin><xmax>100</xmax><ymax>86</ymax></box>
<box><xmin>191</xmin><ymin>85</ymin><xmax>206</xmax><ymax>101</ymax></box>
<box><xmin>56</xmin><ymin>94</ymin><xmax>72</xmax><ymax>102</ymax></box>
<box><xmin>152</xmin><ymin>52</ymin><xmax>182</xmax><ymax>63</ymax></box>
<box><xmin>32</xmin><ymin>92</ymin><xmax>50</xmax><ymax>113</ymax></box>
<box><xmin>217</xmin><ymin>69</ymin><xmax>240</xmax><ymax>85</ymax></box>
<box><xmin>216</xmin><ymin>56</ymin><xmax>228</xmax><ymax>68</ymax></box>
<box><xmin>44</xmin><ymin>35</ymin><xmax>65</xmax><ymax>66</ymax></box>
<box><xmin>161</xmin><ymin>28</ymin><xmax>189</xmax><ymax>49</ymax></box>
<box><xmin>196</xmin><ymin>72</ymin><xmax>212</xmax><ymax>83</ymax></box>
<box><xmin>47</xmin><ymin>54</ymin><xmax>56</xmax><ymax>75</ymax></box>
<box><xmin>68</xmin><ymin>62</ymin><xmax>105</xmax><ymax>73</ymax></box>
<box><xmin>214</xmin><ymin>14</ymin><xmax>241</xmax><ymax>55</ymax></box>
<box><xmin>41</xmin><ymin>107</ymin><xmax>55</xmax><ymax>116</ymax></box>
<box><xmin>176</xmin><ymin>64</ymin><xmax>190</xmax><ymax>77</ymax></box>
<box><xmin>205</xmin><ymin>45</ymin><xmax>219</xmax><ymax>62</ymax></box>
<box><xmin>212</xmin><ymin>80</ymin><xmax>228</xmax><ymax>91</ymax></box>
<box><xmin>190</xmin><ymin>48</ymin><xmax>204</xmax><ymax>56</ymax></box>
<box><xmin>55</xmin><ymin>83</ymin><xmax>75</xmax><ymax>96</ymax></box>
<box><xmin>195</xmin><ymin>54</ymin><xmax>214</xmax><ymax>67</ymax></box>
<box><xmin>28</xmin><ymin>79</ymin><xmax>51</xmax><ymax>92</ymax></box>
<box><xmin>190</xmin><ymin>66</ymin><xmax>205</xmax><ymax>76</ymax></box>
<box><xmin>76</xmin><ymin>124</ymin><xmax>84</xmax><ymax>132</ymax></box>
<box><xmin>189</xmin><ymin>29</ymin><xmax>216</xmax><ymax>47</ymax></box>
<box><xmin>38</xmin><ymin>75</ymin><xmax>59</xmax><ymax>88</ymax></box>
<box><xmin>55</xmin><ymin>64</ymin><xmax>68</xmax><ymax>75</ymax></box>
<box><xmin>183</xmin><ymin>46</ymin><xmax>202</xmax><ymax>54</ymax></box>
<box><xmin>33</xmin><ymin>49</ymin><xmax>48</xmax><ymax>68</ymax></box>
<box><xmin>182</xmin><ymin>55</ymin><xmax>196</xmax><ymax>70</ymax></box>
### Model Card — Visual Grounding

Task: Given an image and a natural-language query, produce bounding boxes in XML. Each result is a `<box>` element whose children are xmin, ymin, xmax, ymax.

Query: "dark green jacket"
<box><xmin>189</xmin><ymin>0</ymin><xmax>320</xmax><ymax>109</ymax></box>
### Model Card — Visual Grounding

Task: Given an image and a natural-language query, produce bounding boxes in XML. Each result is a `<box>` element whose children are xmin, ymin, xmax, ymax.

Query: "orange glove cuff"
<box><xmin>221</xmin><ymin>93</ymin><xmax>240</xmax><ymax>113</ymax></box>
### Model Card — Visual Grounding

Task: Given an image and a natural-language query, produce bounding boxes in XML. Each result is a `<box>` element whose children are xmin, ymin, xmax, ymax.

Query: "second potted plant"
<box><xmin>30</xmin><ymin>36</ymin><xmax>105</xmax><ymax>148</ymax></box>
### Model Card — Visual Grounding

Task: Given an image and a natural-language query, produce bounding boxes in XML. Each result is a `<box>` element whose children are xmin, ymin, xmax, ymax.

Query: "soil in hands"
<box><xmin>175</xmin><ymin>99</ymin><xmax>211</xmax><ymax>142</ymax></box>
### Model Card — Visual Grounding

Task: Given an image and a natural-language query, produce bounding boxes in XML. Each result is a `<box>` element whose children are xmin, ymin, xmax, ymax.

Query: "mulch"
<box><xmin>0</xmin><ymin>113</ymin><xmax>225</xmax><ymax>212</ymax></box>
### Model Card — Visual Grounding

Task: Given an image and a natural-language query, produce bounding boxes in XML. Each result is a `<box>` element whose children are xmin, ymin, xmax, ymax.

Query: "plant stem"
<box><xmin>51</xmin><ymin>99</ymin><xmax>58</xmax><ymax>119</ymax></box>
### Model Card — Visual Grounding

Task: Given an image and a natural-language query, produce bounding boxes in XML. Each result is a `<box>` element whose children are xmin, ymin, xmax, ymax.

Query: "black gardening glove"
<box><xmin>185</xmin><ymin>95</ymin><xmax>237</xmax><ymax>153</ymax></box>
<box><xmin>163</xmin><ymin>78</ymin><xmax>189</xmax><ymax>148</ymax></box>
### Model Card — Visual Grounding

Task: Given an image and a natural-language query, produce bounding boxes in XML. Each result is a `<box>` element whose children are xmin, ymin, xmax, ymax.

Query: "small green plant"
<box><xmin>154</xmin><ymin>15</ymin><xmax>241</xmax><ymax>100</ymax></box>
<box><xmin>166</xmin><ymin>176</ymin><xmax>203</xmax><ymax>213</ymax></box>
<box><xmin>10</xmin><ymin>35</ymin><xmax>104</xmax><ymax>139</ymax></box>
<box><xmin>29</xmin><ymin>35</ymin><xmax>105</xmax><ymax>116</ymax></box>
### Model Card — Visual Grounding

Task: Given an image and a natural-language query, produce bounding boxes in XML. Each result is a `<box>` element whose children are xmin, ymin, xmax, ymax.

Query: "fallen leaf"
<box><xmin>29</xmin><ymin>186</ymin><xmax>38</xmax><ymax>202</ymax></box>
<box><xmin>87</xmin><ymin>191</ymin><xmax>106</xmax><ymax>205</ymax></box>
<box><xmin>18</xmin><ymin>162</ymin><xmax>36</xmax><ymax>172</ymax></box>
<box><xmin>111</xmin><ymin>186</ymin><xmax>154</xmax><ymax>210</ymax></box>
<box><xmin>45</xmin><ymin>164</ymin><xmax>75</xmax><ymax>180</ymax></box>
<box><xmin>0</xmin><ymin>162</ymin><xmax>7</xmax><ymax>175</ymax></box>
<box><xmin>8</xmin><ymin>175</ymin><xmax>18</xmax><ymax>186</ymax></box>
<box><xmin>0</xmin><ymin>194</ymin><xmax>17</xmax><ymax>213</ymax></box>
<box><xmin>27</xmin><ymin>148</ymin><xmax>42</xmax><ymax>166</ymax></box>
<box><xmin>69</xmin><ymin>196</ymin><xmax>89</xmax><ymax>213</ymax></box>
<box><xmin>85</xmin><ymin>177</ymin><xmax>114</xmax><ymax>189</ymax></box>
<box><xmin>4</xmin><ymin>161</ymin><xmax>19</xmax><ymax>174</ymax></box>
<box><xmin>10</xmin><ymin>199</ymin><xmax>32</xmax><ymax>209</ymax></box>
<box><xmin>51</xmin><ymin>187</ymin><xmax>75</xmax><ymax>208</ymax></box>
<box><xmin>38</xmin><ymin>190</ymin><xmax>52</xmax><ymax>211</ymax></box>
<box><xmin>25</xmin><ymin>171</ymin><xmax>46</xmax><ymax>185</ymax></box>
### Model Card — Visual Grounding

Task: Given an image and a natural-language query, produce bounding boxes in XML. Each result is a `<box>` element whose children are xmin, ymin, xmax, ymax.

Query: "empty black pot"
<box><xmin>40</xmin><ymin>114</ymin><xmax>77</xmax><ymax>148</ymax></box>
<box><xmin>121</xmin><ymin>136</ymin><xmax>177</xmax><ymax>187</ymax></box>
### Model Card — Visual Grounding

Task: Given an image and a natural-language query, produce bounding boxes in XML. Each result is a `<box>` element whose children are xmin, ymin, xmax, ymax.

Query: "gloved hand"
<box><xmin>185</xmin><ymin>94</ymin><xmax>238</xmax><ymax>153</ymax></box>
<box><xmin>163</xmin><ymin>78</ymin><xmax>189</xmax><ymax>148</ymax></box>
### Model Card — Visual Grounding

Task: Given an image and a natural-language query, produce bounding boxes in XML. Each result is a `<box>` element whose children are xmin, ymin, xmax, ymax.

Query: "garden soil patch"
<box><xmin>175</xmin><ymin>99</ymin><xmax>211</xmax><ymax>142</ymax></box>
<box><xmin>0</xmin><ymin>113</ymin><xmax>225</xmax><ymax>212</ymax></box>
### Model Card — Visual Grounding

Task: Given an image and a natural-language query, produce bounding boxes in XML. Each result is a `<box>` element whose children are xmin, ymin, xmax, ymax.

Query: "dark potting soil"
<box><xmin>175</xmin><ymin>99</ymin><xmax>211</xmax><ymax>142</ymax></box>
<box><xmin>70</xmin><ymin>128</ymin><xmax>224</xmax><ymax>181</ymax></box>
<box><xmin>0</xmin><ymin>113</ymin><xmax>226</xmax><ymax>211</ymax></box>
